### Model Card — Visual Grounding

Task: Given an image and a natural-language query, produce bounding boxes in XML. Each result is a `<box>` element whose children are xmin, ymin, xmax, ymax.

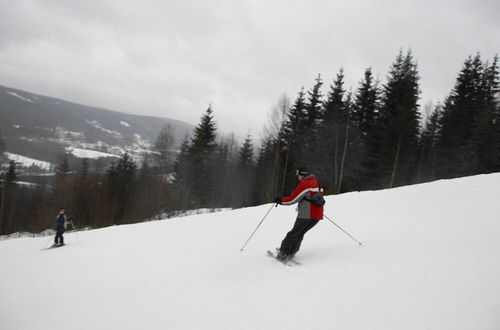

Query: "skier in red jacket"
<box><xmin>274</xmin><ymin>167</ymin><xmax>324</xmax><ymax>261</ymax></box>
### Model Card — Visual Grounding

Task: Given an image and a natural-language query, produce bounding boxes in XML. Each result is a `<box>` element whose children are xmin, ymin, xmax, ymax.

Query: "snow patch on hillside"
<box><xmin>4</xmin><ymin>152</ymin><xmax>52</xmax><ymax>170</ymax></box>
<box><xmin>15</xmin><ymin>181</ymin><xmax>39</xmax><ymax>187</ymax></box>
<box><xmin>85</xmin><ymin>119</ymin><xmax>122</xmax><ymax>138</ymax></box>
<box><xmin>120</xmin><ymin>121</ymin><xmax>130</xmax><ymax>127</ymax></box>
<box><xmin>54</xmin><ymin>127</ymin><xmax>85</xmax><ymax>140</ymax></box>
<box><xmin>131</xmin><ymin>133</ymin><xmax>153</xmax><ymax>152</ymax></box>
<box><xmin>6</xmin><ymin>91</ymin><xmax>34</xmax><ymax>103</ymax></box>
<box><xmin>65</xmin><ymin>146</ymin><xmax>120</xmax><ymax>159</ymax></box>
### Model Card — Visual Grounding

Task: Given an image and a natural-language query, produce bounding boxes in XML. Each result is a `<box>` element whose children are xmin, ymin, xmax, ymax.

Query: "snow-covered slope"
<box><xmin>4</xmin><ymin>152</ymin><xmax>53</xmax><ymax>170</ymax></box>
<box><xmin>64</xmin><ymin>146</ymin><xmax>120</xmax><ymax>159</ymax></box>
<box><xmin>1</xmin><ymin>174</ymin><xmax>500</xmax><ymax>330</ymax></box>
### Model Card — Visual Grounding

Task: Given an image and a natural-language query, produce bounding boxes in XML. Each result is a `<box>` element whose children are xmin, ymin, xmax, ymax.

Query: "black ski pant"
<box><xmin>55</xmin><ymin>231</ymin><xmax>64</xmax><ymax>245</ymax></box>
<box><xmin>279</xmin><ymin>218</ymin><xmax>319</xmax><ymax>255</ymax></box>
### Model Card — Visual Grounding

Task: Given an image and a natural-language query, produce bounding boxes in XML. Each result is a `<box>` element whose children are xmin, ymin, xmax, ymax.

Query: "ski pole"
<box><xmin>240</xmin><ymin>203</ymin><xmax>276</xmax><ymax>253</ymax></box>
<box><xmin>324</xmin><ymin>214</ymin><xmax>363</xmax><ymax>247</ymax></box>
<box><xmin>42</xmin><ymin>235</ymin><xmax>53</xmax><ymax>249</ymax></box>
<box><xmin>68</xmin><ymin>219</ymin><xmax>81</xmax><ymax>243</ymax></box>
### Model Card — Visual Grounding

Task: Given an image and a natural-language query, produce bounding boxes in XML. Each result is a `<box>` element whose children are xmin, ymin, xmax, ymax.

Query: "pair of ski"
<box><xmin>267</xmin><ymin>250</ymin><xmax>301</xmax><ymax>266</ymax></box>
<box><xmin>42</xmin><ymin>243</ymin><xmax>66</xmax><ymax>250</ymax></box>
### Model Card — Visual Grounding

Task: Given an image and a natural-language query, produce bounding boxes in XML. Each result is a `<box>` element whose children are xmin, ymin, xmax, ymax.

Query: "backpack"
<box><xmin>305</xmin><ymin>186</ymin><xmax>326</xmax><ymax>206</ymax></box>
<box><xmin>307</xmin><ymin>192</ymin><xmax>325</xmax><ymax>206</ymax></box>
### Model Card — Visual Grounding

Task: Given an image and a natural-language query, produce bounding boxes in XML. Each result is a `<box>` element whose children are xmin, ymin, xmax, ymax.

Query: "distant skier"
<box><xmin>54</xmin><ymin>207</ymin><xmax>67</xmax><ymax>246</ymax></box>
<box><xmin>273</xmin><ymin>167</ymin><xmax>324</xmax><ymax>261</ymax></box>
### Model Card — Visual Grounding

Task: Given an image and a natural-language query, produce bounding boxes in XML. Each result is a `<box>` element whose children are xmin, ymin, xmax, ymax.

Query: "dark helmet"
<box><xmin>295</xmin><ymin>167</ymin><xmax>310</xmax><ymax>176</ymax></box>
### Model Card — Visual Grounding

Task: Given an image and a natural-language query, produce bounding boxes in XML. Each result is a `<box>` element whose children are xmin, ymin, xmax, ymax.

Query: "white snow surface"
<box><xmin>1</xmin><ymin>174</ymin><xmax>500</xmax><ymax>330</ymax></box>
<box><xmin>65</xmin><ymin>146</ymin><xmax>119</xmax><ymax>159</ymax></box>
<box><xmin>4</xmin><ymin>152</ymin><xmax>52</xmax><ymax>170</ymax></box>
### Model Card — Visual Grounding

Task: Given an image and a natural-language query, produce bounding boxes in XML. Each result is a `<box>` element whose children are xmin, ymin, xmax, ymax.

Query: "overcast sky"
<box><xmin>1</xmin><ymin>0</ymin><xmax>499</xmax><ymax>139</ymax></box>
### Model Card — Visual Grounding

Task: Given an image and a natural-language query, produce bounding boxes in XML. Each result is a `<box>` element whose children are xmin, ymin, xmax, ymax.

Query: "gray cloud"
<box><xmin>0</xmin><ymin>0</ymin><xmax>498</xmax><ymax>137</ymax></box>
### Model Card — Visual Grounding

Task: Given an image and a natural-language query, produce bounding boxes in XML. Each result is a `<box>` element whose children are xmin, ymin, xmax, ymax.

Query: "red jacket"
<box><xmin>281</xmin><ymin>175</ymin><xmax>324</xmax><ymax>220</ymax></box>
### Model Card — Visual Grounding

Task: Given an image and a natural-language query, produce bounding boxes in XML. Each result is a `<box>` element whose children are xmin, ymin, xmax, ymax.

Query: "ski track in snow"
<box><xmin>1</xmin><ymin>174</ymin><xmax>500</xmax><ymax>329</ymax></box>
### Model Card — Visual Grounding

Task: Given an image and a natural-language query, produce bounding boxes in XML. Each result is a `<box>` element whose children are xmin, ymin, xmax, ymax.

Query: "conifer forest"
<box><xmin>1</xmin><ymin>50</ymin><xmax>499</xmax><ymax>235</ymax></box>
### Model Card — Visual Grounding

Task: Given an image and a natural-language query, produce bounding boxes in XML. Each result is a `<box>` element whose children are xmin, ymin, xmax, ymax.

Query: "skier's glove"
<box><xmin>273</xmin><ymin>197</ymin><xmax>282</xmax><ymax>204</ymax></box>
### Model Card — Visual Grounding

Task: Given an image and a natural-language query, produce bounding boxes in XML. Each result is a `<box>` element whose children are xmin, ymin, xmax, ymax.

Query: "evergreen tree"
<box><xmin>321</xmin><ymin>69</ymin><xmax>347</xmax><ymax>191</ymax></box>
<box><xmin>336</xmin><ymin>91</ymin><xmax>355</xmax><ymax>192</ymax></box>
<box><xmin>235</xmin><ymin>135</ymin><xmax>255</xmax><ymax>207</ymax></box>
<box><xmin>437</xmin><ymin>55</ymin><xmax>483</xmax><ymax>177</ymax></box>
<box><xmin>172</xmin><ymin>135</ymin><xmax>192</xmax><ymax>209</ymax></box>
<box><xmin>4</xmin><ymin>160</ymin><xmax>19</xmax><ymax>183</ymax></box>
<box><xmin>352</xmin><ymin>68</ymin><xmax>381</xmax><ymax>138</ymax></box>
<box><xmin>437</xmin><ymin>54</ymin><xmax>499</xmax><ymax>177</ymax></box>
<box><xmin>494</xmin><ymin>91</ymin><xmax>500</xmax><ymax>170</ymax></box>
<box><xmin>282</xmin><ymin>88</ymin><xmax>307</xmax><ymax>144</ymax></box>
<box><xmin>467</xmin><ymin>55</ymin><xmax>499</xmax><ymax>173</ymax></box>
<box><xmin>107</xmin><ymin>153</ymin><xmax>136</xmax><ymax>224</ymax></box>
<box><xmin>304</xmin><ymin>74</ymin><xmax>324</xmax><ymax>131</ymax></box>
<box><xmin>417</xmin><ymin>104</ymin><xmax>442</xmax><ymax>182</ymax></box>
<box><xmin>188</xmin><ymin>106</ymin><xmax>218</xmax><ymax>208</ymax></box>
<box><xmin>280</xmin><ymin>89</ymin><xmax>307</xmax><ymax>194</ymax></box>
<box><xmin>0</xmin><ymin>161</ymin><xmax>19</xmax><ymax>234</ymax></box>
<box><xmin>72</xmin><ymin>158</ymin><xmax>91</xmax><ymax>228</ymax></box>
<box><xmin>252</xmin><ymin>137</ymin><xmax>277</xmax><ymax>204</ymax></box>
<box><xmin>352</xmin><ymin>68</ymin><xmax>382</xmax><ymax>189</ymax></box>
<box><xmin>210</xmin><ymin>141</ymin><xmax>232</xmax><ymax>207</ymax></box>
<box><xmin>366</xmin><ymin>50</ymin><xmax>421</xmax><ymax>188</ymax></box>
<box><xmin>303</xmin><ymin>74</ymin><xmax>325</xmax><ymax>176</ymax></box>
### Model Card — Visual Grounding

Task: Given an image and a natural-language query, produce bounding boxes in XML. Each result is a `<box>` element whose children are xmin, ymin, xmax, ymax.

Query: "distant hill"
<box><xmin>0</xmin><ymin>85</ymin><xmax>193</xmax><ymax>171</ymax></box>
